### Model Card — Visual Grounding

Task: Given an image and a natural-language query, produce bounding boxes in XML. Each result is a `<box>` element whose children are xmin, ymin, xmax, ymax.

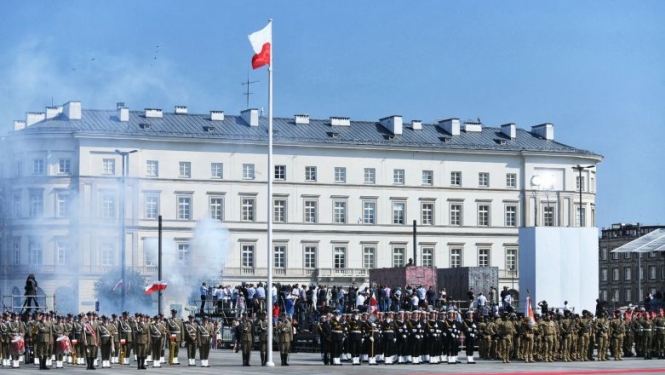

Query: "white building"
<box><xmin>0</xmin><ymin>101</ymin><xmax>602</xmax><ymax>313</ymax></box>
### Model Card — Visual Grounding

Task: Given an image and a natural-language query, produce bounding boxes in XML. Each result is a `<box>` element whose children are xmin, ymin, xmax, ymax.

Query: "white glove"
<box><xmin>369</xmin><ymin>337</ymin><xmax>374</xmax><ymax>342</ymax></box>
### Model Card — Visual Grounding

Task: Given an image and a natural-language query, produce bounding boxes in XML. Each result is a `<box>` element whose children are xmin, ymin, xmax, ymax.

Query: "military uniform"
<box><xmin>149</xmin><ymin>317</ymin><xmax>166</xmax><ymax>368</ymax></box>
<box><xmin>134</xmin><ymin>315</ymin><xmax>151</xmax><ymax>369</ymax></box>
<box><xmin>595</xmin><ymin>313</ymin><xmax>610</xmax><ymax>361</ymax></box>
<box><xmin>240</xmin><ymin>315</ymin><xmax>254</xmax><ymax>366</ymax></box>
<box><xmin>8</xmin><ymin>315</ymin><xmax>25</xmax><ymax>368</ymax></box>
<box><xmin>183</xmin><ymin>316</ymin><xmax>198</xmax><ymax>366</ymax></box>
<box><xmin>81</xmin><ymin>317</ymin><xmax>98</xmax><ymax>370</ymax></box>
<box><xmin>444</xmin><ymin>311</ymin><xmax>461</xmax><ymax>364</ymax></box>
<box><xmin>277</xmin><ymin>315</ymin><xmax>293</xmax><ymax>366</ymax></box>
<box><xmin>407</xmin><ymin>312</ymin><xmax>424</xmax><ymax>364</ymax></box>
<box><xmin>380</xmin><ymin>313</ymin><xmax>396</xmax><ymax>364</ymax></box>
<box><xmin>166</xmin><ymin>311</ymin><xmax>183</xmax><ymax>365</ymax></box>
<box><xmin>330</xmin><ymin>313</ymin><xmax>345</xmax><ymax>365</ymax></box>
<box><xmin>118</xmin><ymin>316</ymin><xmax>133</xmax><ymax>365</ymax></box>
<box><xmin>197</xmin><ymin>317</ymin><xmax>214</xmax><ymax>367</ymax></box>
<box><xmin>610</xmin><ymin>311</ymin><xmax>626</xmax><ymax>360</ymax></box>
<box><xmin>498</xmin><ymin>314</ymin><xmax>517</xmax><ymax>363</ymax></box>
<box><xmin>97</xmin><ymin>317</ymin><xmax>115</xmax><ymax>368</ymax></box>
<box><xmin>254</xmin><ymin>316</ymin><xmax>269</xmax><ymax>366</ymax></box>
<box><xmin>462</xmin><ymin>313</ymin><xmax>478</xmax><ymax>363</ymax></box>
<box><xmin>317</xmin><ymin>316</ymin><xmax>332</xmax><ymax>365</ymax></box>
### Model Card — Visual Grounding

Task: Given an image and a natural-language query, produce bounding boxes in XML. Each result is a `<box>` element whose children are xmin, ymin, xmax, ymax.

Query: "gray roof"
<box><xmin>611</xmin><ymin>229</ymin><xmax>665</xmax><ymax>253</ymax></box>
<box><xmin>15</xmin><ymin>109</ymin><xmax>600</xmax><ymax>157</ymax></box>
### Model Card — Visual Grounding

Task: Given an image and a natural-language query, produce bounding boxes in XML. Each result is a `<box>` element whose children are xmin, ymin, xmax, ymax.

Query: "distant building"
<box><xmin>0</xmin><ymin>101</ymin><xmax>601</xmax><ymax>312</ymax></box>
<box><xmin>598</xmin><ymin>223</ymin><xmax>665</xmax><ymax>309</ymax></box>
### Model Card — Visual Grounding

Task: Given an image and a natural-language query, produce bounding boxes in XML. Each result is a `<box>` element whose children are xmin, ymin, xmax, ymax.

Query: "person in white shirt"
<box><xmin>356</xmin><ymin>292</ymin><xmax>366</xmax><ymax>312</ymax></box>
<box><xmin>476</xmin><ymin>292</ymin><xmax>487</xmax><ymax>310</ymax></box>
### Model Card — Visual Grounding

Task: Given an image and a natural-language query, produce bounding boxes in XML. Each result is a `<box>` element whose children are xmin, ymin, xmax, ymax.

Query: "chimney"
<box><xmin>26</xmin><ymin>112</ymin><xmax>46</xmax><ymax>127</ymax></box>
<box><xmin>532</xmin><ymin>123</ymin><xmax>554</xmax><ymax>140</ymax></box>
<box><xmin>64</xmin><ymin>101</ymin><xmax>81</xmax><ymax>120</ymax></box>
<box><xmin>463</xmin><ymin>121</ymin><xmax>482</xmax><ymax>132</ymax></box>
<box><xmin>145</xmin><ymin>108</ymin><xmax>163</xmax><ymax>118</ymax></box>
<box><xmin>210</xmin><ymin>110</ymin><xmax>225</xmax><ymax>121</ymax></box>
<box><xmin>14</xmin><ymin>120</ymin><xmax>26</xmax><ymax>131</ymax></box>
<box><xmin>116</xmin><ymin>102</ymin><xmax>125</xmax><ymax>109</ymax></box>
<box><xmin>294</xmin><ymin>114</ymin><xmax>310</xmax><ymax>125</ymax></box>
<box><xmin>438</xmin><ymin>118</ymin><xmax>460</xmax><ymax>136</ymax></box>
<box><xmin>379</xmin><ymin>115</ymin><xmax>403</xmax><ymax>135</ymax></box>
<box><xmin>411</xmin><ymin>120</ymin><xmax>422</xmax><ymax>130</ymax></box>
<box><xmin>118</xmin><ymin>106</ymin><xmax>129</xmax><ymax>122</ymax></box>
<box><xmin>501</xmin><ymin>123</ymin><xmax>516</xmax><ymax>139</ymax></box>
<box><xmin>241</xmin><ymin>108</ymin><xmax>259</xmax><ymax>126</ymax></box>
<box><xmin>45</xmin><ymin>106</ymin><xmax>62</xmax><ymax>120</ymax></box>
<box><xmin>330</xmin><ymin>116</ymin><xmax>350</xmax><ymax>126</ymax></box>
<box><xmin>175</xmin><ymin>105</ymin><xmax>188</xmax><ymax>115</ymax></box>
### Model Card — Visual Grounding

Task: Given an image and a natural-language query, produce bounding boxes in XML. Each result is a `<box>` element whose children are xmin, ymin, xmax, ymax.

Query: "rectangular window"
<box><xmin>13</xmin><ymin>192</ymin><xmax>21</xmax><ymax>219</ymax></box>
<box><xmin>392</xmin><ymin>202</ymin><xmax>405</xmax><ymax>225</ymax></box>
<box><xmin>101</xmin><ymin>194</ymin><xmax>116</xmax><ymax>219</ymax></box>
<box><xmin>600</xmin><ymin>290</ymin><xmax>608</xmax><ymax>302</ymax></box>
<box><xmin>305</xmin><ymin>166</ymin><xmax>317</xmax><ymax>182</ymax></box>
<box><xmin>624</xmin><ymin>251</ymin><xmax>631</xmax><ymax>260</ymax></box>
<box><xmin>478</xmin><ymin>248</ymin><xmax>490</xmax><ymax>267</ymax></box>
<box><xmin>363</xmin><ymin>246</ymin><xmax>375</xmax><ymax>269</ymax></box>
<box><xmin>392</xmin><ymin>247</ymin><xmax>405</xmax><ymax>267</ymax></box>
<box><xmin>274</xmin><ymin>245</ymin><xmax>286</xmax><ymax>268</ymax></box>
<box><xmin>273</xmin><ymin>199</ymin><xmax>287</xmax><ymax>223</ymax></box>
<box><xmin>55</xmin><ymin>241</ymin><xmax>67</xmax><ymax>266</ymax></box>
<box><xmin>625</xmin><ymin>288</ymin><xmax>632</xmax><ymax>303</ymax></box>
<box><xmin>209</xmin><ymin>196</ymin><xmax>224</xmax><ymax>221</ymax></box>
<box><xmin>146</xmin><ymin>160</ymin><xmax>159</xmax><ymax>177</ymax></box>
<box><xmin>613</xmin><ymin>289</ymin><xmax>620</xmax><ymax>303</ymax></box>
<box><xmin>177</xmin><ymin>196</ymin><xmax>192</xmax><ymax>220</ymax></box>
<box><xmin>363</xmin><ymin>201</ymin><xmax>376</xmax><ymax>224</ymax></box>
<box><xmin>241</xmin><ymin>197</ymin><xmax>255</xmax><ymax>222</ymax></box>
<box><xmin>58</xmin><ymin>159</ymin><xmax>72</xmax><ymax>174</ymax></box>
<box><xmin>612</xmin><ymin>251</ymin><xmax>619</xmax><ymax>260</ymax></box>
<box><xmin>274</xmin><ymin>165</ymin><xmax>286</xmax><ymax>180</ymax></box>
<box><xmin>649</xmin><ymin>265</ymin><xmax>657</xmax><ymax>280</ymax></box>
<box><xmin>505</xmin><ymin>205</ymin><xmax>517</xmax><ymax>227</ymax></box>
<box><xmin>12</xmin><ymin>239</ymin><xmax>20</xmax><ymax>265</ymax></box>
<box><xmin>102</xmin><ymin>159</ymin><xmax>115</xmax><ymax>175</ymax></box>
<box><xmin>179</xmin><ymin>161</ymin><xmax>191</xmax><ymax>178</ymax></box>
<box><xmin>421</xmin><ymin>203</ymin><xmax>434</xmax><ymax>225</ymax></box>
<box><xmin>506</xmin><ymin>173</ymin><xmax>517</xmax><ymax>188</ymax></box>
<box><xmin>211</xmin><ymin>163</ymin><xmax>223</xmax><ymax>179</ymax></box>
<box><xmin>28</xmin><ymin>239</ymin><xmax>43</xmax><ymax>265</ymax></box>
<box><xmin>576</xmin><ymin>176</ymin><xmax>586</xmax><ymax>192</ymax></box>
<box><xmin>600</xmin><ymin>247</ymin><xmax>608</xmax><ymax>261</ymax></box>
<box><xmin>56</xmin><ymin>193</ymin><xmax>69</xmax><ymax>218</ymax></box>
<box><xmin>422</xmin><ymin>170</ymin><xmax>433</xmax><ymax>186</ymax></box>
<box><xmin>304</xmin><ymin>246</ymin><xmax>317</xmax><ymax>269</ymax></box>
<box><xmin>144</xmin><ymin>195</ymin><xmax>159</xmax><ymax>219</ymax></box>
<box><xmin>304</xmin><ymin>200</ymin><xmax>317</xmax><ymax>223</ymax></box>
<box><xmin>333</xmin><ymin>246</ymin><xmax>346</xmax><ymax>269</ymax></box>
<box><xmin>178</xmin><ymin>243</ymin><xmax>191</xmax><ymax>264</ymax></box>
<box><xmin>334</xmin><ymin>167</ymin><xmax>346</xmax><ymax>183</ymax></box>
<box><xmin>450</xmin><ymin>171</ymin><xmax>461</xmax><ymax>186</ymax></box>
<box><xmin>450</xmin><ymin>248</ymin><xmax>462</xmax><ymax>268</ymax></box>
<box><xmin>364</xmin><ymin>168</ymin><xmax>376</xmax><ymax>184</ymax></box>
<box><xmin>478</xmin><ymin>172</ymin><xmax>490</xmax><ymax>187</ymax></box>
<box><xmin>478</xmin><ymin>204</ymin><xmax>490</xmax><ymax>226</ymax></box>
<box><xmin>29</xmin><ymin>190</ymin><xmax>43</xmax><ymax>218</ymax></box>
<box><xmin>243</xmin><ymin>164</ymin><xmax>255</xmax><ymax>180</ymax></box>
<box><xmin>450</xmin><ymin>203</ymin><xmax>462</xmax><ymax>226</ymax></box>
<box><xmin>100</xmin><ymin>242</ymin><xmax>114</xmax><ymax>266</ymax></box>
<box><xmin>422</xmin><ymin>247</ymin><xmax>434</xmax><ymax>267</ymax></box>
<box><xmin>544</xmin><ymin>206</ymin><xmax>555</xmax><ymax>227</ymax></box>
<box><xmin>16</xmin><ymin>161</ymin><xmax>22</xmax><ymax>177</ymax></box>
<box><xmin>333</xmin><ymin>201</ymin><xmax>347</xmax><ymax>224</ymax></box>
<box><xmin>393</xmin><ymin>169</ymin><xmax>405</xmax><ymax>185</ymax></box>
<box><xmin>506</xmin><ymin>248</ymin><xmax>517</xmax><ymax>271</ymax></box>
<box><xmin>624</xmin><ymin>267</ymin><xmax>631</xmax><ymax>281</ymax></box>
<box><xmin>577</xmin><ymin>207</ymin><xmax>586</xmax><ymax>227</ymax></box>
<box><xmin>241</xmin><ymin>244</ymin><xmax>254</xmax><ymax>268</ymax></box>
<box><xmin>601</xmin><ymin>268</ymin><xmax>608</xmax><ymax>281</ymax></box>
<box><xmin>33</xmin><ymin>159</ymin><xmax>44</xmax><ymax>175</ymax></box>
<box><xmin>612</xmin><ymin>267</ymin><xmax>619</xmax><ymax>281</ymax></box>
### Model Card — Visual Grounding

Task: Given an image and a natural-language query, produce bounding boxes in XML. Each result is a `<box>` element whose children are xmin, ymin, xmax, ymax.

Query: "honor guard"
<box><xmin>81</xmin><ymin>314</ymin><xmax>99</xmax><ymax>370</ymax></box>
<box><xmin>239</xmin><ymin>313</ymin><xmax>254</xmax><ymax>366</ymax></box>
<box><xmin>381</xmin><ymin>312</ymin><xmax>396</xmax><ymax>364</ymax></box>
<box><xmin>462</xmin><ymin>311</ymin><xmax>478</xmax><ymax>364</ymax></box>
<box><xmin>97</xmin><ymin>315</ymin><xmax>115</xmax><ymax>368</ymax></box>
<box><xmin>149</xmin><ymin>315</ymin><xmax>166</xmax><ymax>368</ymax></box>
<box><xmin>445</xmin><ymin>310</ymin><xmax>461</xmax><ymax>364</ymax></box>
<box><xmin>407</xmin><ymin>311</ymin><xmax>423</xmax><ymax>364</ymax></box>
<box><xmin>166</xmin><ymin>309</ymin><xmax>183</xmax><ymax>365</ymax></box>
<box><xmin>254</xmin><ymin>314</ymin><xmax>269</xmax><ymax>366</ymax></box>
<box><xmin>184</xmin><ymin>315</ymin><xmax>198</xmax><ymax>366</ymax></box>
<box><xmin>347</xmin><ymin>311</ymin><xmax>362</xmax><ymax>365</ymax></box>
<box><xmin>330</xmin><ymin>311</ymin><xmax>345</xmax><ymax>365</ymax></box>
<box><xmin>277</xmin><ymin>313</ymin><xmax>293</xmax><ymax>366</ymax></box>
<box><xmin>198</xmin><ymin>316</ymin><xmax>214</xmax><ymax>367</ymax></box>
<box><xmin>317</xmin><ymin>314</ymin><xmax>332</xmax><ymax>365</ymax></box>
<box><xmin>133</xmin><ymin>314</ymin><xmax>151</xmax><ymax>369</ymax></box>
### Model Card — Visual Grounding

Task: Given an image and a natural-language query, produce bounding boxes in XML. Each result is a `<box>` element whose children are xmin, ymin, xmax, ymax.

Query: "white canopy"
<box><xmin>611</xmin><ymin>228</ymin><xmax>665</xmax><ymax>253</ymax></box>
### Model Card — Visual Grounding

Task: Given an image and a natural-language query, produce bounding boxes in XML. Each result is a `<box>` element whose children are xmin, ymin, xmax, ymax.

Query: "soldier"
<box><xmin>44</xmin><ymin>313</ymin><xmax>55</xmax><ymax>368</ymax></box>
<box><xmin>407</xmin><ymin>311</ymin><xmax>424</xmax><ymax>364</ymax></box>
<box><xmin>277</xmin><ymin>313</ymin><xmax>293</xmax><ymax>366</ymax></box>
<box><xmin>0</xmin><ymin>314</ymin><xmax>9</xmax><ymax>367</ymax></box>
<box><xmin>560</xmin><ymin>311</ymin><xmax>574</xmax><ymax>362</ymax></box>
<box><xmin>108</xmin><ymin>314</ymin><xmax>120</xmax><ymax>364</ymax></box>
<box><xmin>198</xmin><ymin>316</ymin><xmax>214</xmax><ymax>367</ymax></box>
<box><xmin>330</xmin><ymin>311</ymin><xmax>345</xmax><ymax>365</ymax></box>
<box><xmin>641</xmin><ymin>312</ymin><xmax>655</xmax><ymax>359</ymax></box>
<box><xmin>424</xmin><ymin>311</ymin><xmax>440</xmax><ymax>364</ymax></box>
<box><xmin>134</xmin><ymin>313</ymin><xmax>151</xmax><ymax>370</ymax></box>
<box><xmin>347</xmin><ymin>311</ymin><xmax>362</xmax><ymax>365</ymax></box>
<box><xmin>240</xmin><ymin>312</ymin><xmax>254</xmax><ymax>366</ymax></box>
<box><xmin>317</xmin><ymin>314</ymin><xmax>332</xmax><ymax>365</ymax></box>
<box><xmin>395</xmin><ymin>311</ymin><xmax>409</xmax><ymax>364</ymax></box>
<box><xmin>577</xmin><ymin>310</ymin><xmax>592</xmax><ymax>361</ymax></box>
<box><xmin>610</xmin><ymin>310</ymin><xmax>626</xmax><ymax>361</ymax></box>
<box><xmin>118</xmin><ymin>312</ymin><xmax>133</xmax><ymax>365</ymax></box>
<box><xmin>81</xmin><ymin>314</ymin><xmax>99</xmax><ymax>370</ymax></box>
<box><xmin>183</xmin><ymin>315</ymin><xmax>198</xmax><ymax>366</ymax></box>
<box><xmin>444</xmin><ymin>310</ymin><xmax>461</xmax><ymax>364</ymax></box>
<box><xmin>166</xmin><ymin>309</ymin><xmax>183</xmax><ymax>365</ymax></box>
<box><xmin>498</xmin><ymin>313</ymin><xmax>516</xmax><ymax>363</ymax></box>
<box><xmin>623</xmin><ymin>309</ymin><xmax>635</xmax><ymax>357</ymax></box>
<box><xmin>254</xmin><ymin>314</ymin><xmax>269</xmax><ymax>366</ymax></box>
<box><xmin>63</xmin><ymin>314</ymin><xmax>74</xmax><ymax>365</ymax></box>
<box><xmin>149</xmin><ymin>315</ymin><xmax>165</xmax><ymax>368</ymax></box>
<box><xmin>595</xmin><ymin>311</ymin><xmax>610</xmax><ymax>361</ymax></box>
<box><xmin>97</xmin><ymin>315</ymin><xmax>115</xmax><ymax>368</ymax></box>
<box><xmin>653</xmin><ymin>309</ymin><xmax>665</xmax><ymax>359</ymax></box>
<box><xmin>52</xmin><ymin>315</ymin><xmax>67</xmax><ymax>368</ymax></box>
<box><xmin>436</xmin><ymin>311</ymin><xmax>449</xmax><ymax>363</ymax></box>
<box><xmin>359</xmin><ymin>312</ymin><xmax>376</xmax><ymax>364</ymax></box>
<box><xmin>462</xmin><ymin>311</ymin><xmax>477</xmax><ymax>364</ymax></box>
<box><xmin>519</xmin><ymin>316</ymin><xmax>537</xmax><ymax>363</ymax></box>
<box><xmin>8</xmin><ymin>312</ymin><xmax>25</xmax><ymax>368</ymax></box>
<box><xmin>380</xmin><ymin>312</ymin><xmax>396</xmax><ymax>364</ymax></box>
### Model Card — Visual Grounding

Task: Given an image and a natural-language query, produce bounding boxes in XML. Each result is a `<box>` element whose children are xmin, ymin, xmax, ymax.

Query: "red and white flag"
<box><xmin>145</xmin><ymin>281</ymin><xmax>168</xmax><ymax>295</ymax></box>
<box><xmin>369</xmin><ymin>295</ymin><xmax>378</xmax><ymax>315</ymax></box>
<box><xmin>112</xmin><ymin>279</ymin><xmax>123</xmax><ymax>293</ymax></box>
<box><xmin>525</xmin><ymin>295</ymin><xmax>535</xmax><ymax>326</ymax></box>
<box><xmin>248</xmin><ymin>22</ymin><xmax>272</xmax><ymax>69</ymax></box>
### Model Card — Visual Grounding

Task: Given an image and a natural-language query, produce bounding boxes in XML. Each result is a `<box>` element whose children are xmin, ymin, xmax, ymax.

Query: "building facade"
<box><xmin>598</xmin><ymin>223</ymin><xmax>665</xmax><ymax>310</ymax></box>
<box><xmin>0</xmin><ymin>101</ymin><xmax>601</xmax><ymax>312</ymax></box>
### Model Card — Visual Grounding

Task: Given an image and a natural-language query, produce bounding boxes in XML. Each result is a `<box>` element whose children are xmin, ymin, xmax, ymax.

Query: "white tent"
<box><xmin>611</xmin><ymin>228</ymin><xmax>665</xmax><ymax>253</ymax></box>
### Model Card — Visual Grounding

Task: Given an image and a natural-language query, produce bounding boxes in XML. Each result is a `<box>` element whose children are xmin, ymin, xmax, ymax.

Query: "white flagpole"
<box><xmin>265</xmin><ymin>18</ymin><xmax>275</xmax><ymax>367</ymax></box>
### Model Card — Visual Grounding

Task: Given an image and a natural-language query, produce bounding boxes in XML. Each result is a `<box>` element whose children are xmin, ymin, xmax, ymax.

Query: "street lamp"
<box><xmin>115</xmin><ymin>149</ymin><xmax>138</xmax><ymax>312</ymax></box>
<box><xmin>571</xmin><ymin>165</ymin><xmax>594</xmax><ymax>227</ymax></box>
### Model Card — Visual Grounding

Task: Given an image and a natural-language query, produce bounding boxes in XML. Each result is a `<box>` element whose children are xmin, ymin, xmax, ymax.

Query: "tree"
<box><xmin>94</xmin><ymin>267</ymin><xmax>153</xmax><ymax>314</ymax></box>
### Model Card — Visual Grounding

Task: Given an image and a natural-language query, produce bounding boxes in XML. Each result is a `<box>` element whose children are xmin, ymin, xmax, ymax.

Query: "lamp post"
<box><xmin>115</xmin><ymin>149</ymin><xmax>138</xmax><ymax>312</ymax></box>
<box><xmin>571</xmin><ymin>165</ymin><xmax>594</xmax><ymax>227</ymax></box>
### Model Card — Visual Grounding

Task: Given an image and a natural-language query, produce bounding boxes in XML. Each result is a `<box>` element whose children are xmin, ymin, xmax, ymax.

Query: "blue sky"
<box><xmin>1</xmin><ymin>1</ymin><xmax>663</xmax><ymax>229</ymax></box>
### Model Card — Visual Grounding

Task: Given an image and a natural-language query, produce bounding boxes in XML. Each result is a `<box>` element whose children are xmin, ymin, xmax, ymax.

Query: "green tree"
<box><xmin>94</xmin><ymin>268</ymin><xmax>153</xmax><ymax>314</ymax></box>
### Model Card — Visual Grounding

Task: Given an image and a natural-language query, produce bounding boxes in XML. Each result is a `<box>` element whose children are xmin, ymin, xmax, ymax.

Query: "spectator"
<box><xmin>476</xmin><ymin>292</ymin><xmax>487</xmax><ymax>311</ymax></box>
<box><xmin>503</xmin><ymin>292</ymin><xmax>513</xmax><ymax>312</ymax></box>
<box><xmin>426</xmin><ymin>286</ymin><xmax>436</xmax><ymax>307</ymax></box>
<box><xmin>200</xmin><ymin>282</ymin><xmax>208</xmax><ymax>312</ymax></box>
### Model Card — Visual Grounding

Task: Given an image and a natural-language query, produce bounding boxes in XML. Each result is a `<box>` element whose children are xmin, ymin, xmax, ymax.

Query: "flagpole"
<box><xmin>265</xmin><ymin>18</ymin><xmax>275</xmax><ymax>368</ymax></box>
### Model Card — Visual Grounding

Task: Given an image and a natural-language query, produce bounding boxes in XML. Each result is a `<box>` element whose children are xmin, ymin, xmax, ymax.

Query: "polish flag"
<box><xmin>369</xmin><ymin>295</ymin><xmax>378</xmax><ymax>315</ymax></box>
<box><xmin>112</xmin><ymin>279</ymin><xmax>123</xmax><ymax>293</ymax></box>
<box><xmin>145</xmin><ymin>281</ymin><xmax>168</xmax><ymax>295</ymax></box>
<box><xmin>248</xmin><ymin>22</ymin><xmax>272</xmax><ymax>69</ymax></box>
<box><xmin>525</xmin><ymin>295</ymin><xmax>535</xmax><ymax>326</ymax></box>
